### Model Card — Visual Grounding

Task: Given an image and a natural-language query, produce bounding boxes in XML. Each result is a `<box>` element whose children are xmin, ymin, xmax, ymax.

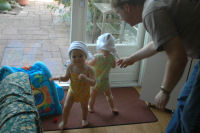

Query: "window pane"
<box><xmin>85</xmin><ymin>0</ymin><xmax>139</xmax><ymax>45</ymax></box>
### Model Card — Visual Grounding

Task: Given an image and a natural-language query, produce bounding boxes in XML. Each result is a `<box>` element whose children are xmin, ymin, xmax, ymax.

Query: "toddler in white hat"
<box><xmin>50</xmin><ymin>41</ymin><xmax>96</xmax><ymax>129</ymax></box>
<box><xmin>88</xmin><ymin>33</ymin><xmax>119</xmax><ymax>115</ymax></box>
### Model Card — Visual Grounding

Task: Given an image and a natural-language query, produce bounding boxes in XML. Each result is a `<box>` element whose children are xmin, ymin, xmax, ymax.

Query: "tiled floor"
<box><xmin>0</xmin><ymin>0</ymin><xmax>70</xmax><ymax>77</ymax></box>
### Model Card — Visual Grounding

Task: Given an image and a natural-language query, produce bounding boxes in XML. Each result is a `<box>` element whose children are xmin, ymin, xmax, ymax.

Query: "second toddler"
<box><xmin>88</xmin><ymin>33</ymin><xmax>119</xmax><ymax>115</ymax></box>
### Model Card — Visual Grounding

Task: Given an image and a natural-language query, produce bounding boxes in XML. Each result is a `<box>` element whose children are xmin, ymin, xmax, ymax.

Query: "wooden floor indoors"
<box><xmin>44</xmin><ymin>87</ymin><xmax>172</xmax><ymax>133</ymax></box>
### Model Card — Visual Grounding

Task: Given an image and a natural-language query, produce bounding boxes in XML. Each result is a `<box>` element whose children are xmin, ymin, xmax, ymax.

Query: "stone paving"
<box><xmin>0</xmin><ymin>0</ymin><xmax>70</xmax><ymax>77</ymax></box>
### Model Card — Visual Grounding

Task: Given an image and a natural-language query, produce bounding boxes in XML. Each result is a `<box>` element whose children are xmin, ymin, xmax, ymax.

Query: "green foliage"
<box><xmin>0</xmin><ymin>0</ymin><xmax>12</xmax><ymax>11</ymax></box>
<box><xmin>6</xmin><ymin>0</ymin><xmax>17</xmax><ymax>5</ymax></box>
<box><xmin>61</xmin><ymin>0</ymin><xmax>70</xmax><ymax>7</ymax></box>
<box><xmin>87</xmin><ymin>0</ymin><xmax>121</xmax><ymax>34</ymax></box>
<box><xmin>47</xmin><ymin>0</ymin><xmax>71</xmax><ymax>23</ymax></box>
<box><xmin>47</xmin><ymin>4</ymin><xmax>57</xmax><ymax>13</ymax></box>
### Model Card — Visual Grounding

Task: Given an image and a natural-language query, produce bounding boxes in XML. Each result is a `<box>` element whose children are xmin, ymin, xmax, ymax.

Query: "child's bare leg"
<box><xmin>81</xmin><ymin>101</ymin><xmax>89</xmax><ymax>127</ymax></box>
<box><xmin>104</xmin><ymin>89</ymin><xmax>118</xmax><ymax>115</ymax></box>
<box><xmin>59</xmin><ymin>92</ymin><xmax>74</xmax><ymax>129</ymax></box>
<box><xmin>88</xmin><ymin>89</ymin><xmax>96</xmax><ymax>113</ymax></box>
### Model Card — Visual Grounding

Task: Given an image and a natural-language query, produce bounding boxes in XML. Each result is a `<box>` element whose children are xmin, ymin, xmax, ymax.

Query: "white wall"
<box><xmin>140</xmin><ymin>52</ymin><xmax>194</xmax><ymax>111</ymax></box>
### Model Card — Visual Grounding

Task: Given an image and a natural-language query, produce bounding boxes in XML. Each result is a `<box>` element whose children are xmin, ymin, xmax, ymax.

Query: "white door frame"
<box><xmin>70</xmin><ymin>0</ymin><xmax>88</xmax><ymax>42</ymax></box>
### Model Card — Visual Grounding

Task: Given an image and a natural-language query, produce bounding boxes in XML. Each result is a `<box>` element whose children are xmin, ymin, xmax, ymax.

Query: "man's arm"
<box><xmin>130</xmin><ymin>41</ymin><xmax>158</xmax><ymax>61</ymax></box>
<box><xmin>117</xmin><ymin>41</ymin><xmax>158</xmax><ymax>68</ymax></box>
<box><xmin>155</xmin><ymin>36</ymin><xmax>188</xmax><ymax>109</ymax></box>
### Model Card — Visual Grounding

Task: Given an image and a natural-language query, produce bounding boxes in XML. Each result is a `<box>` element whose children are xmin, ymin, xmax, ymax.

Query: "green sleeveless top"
<box><xmin>93</xmin><ymin>53</ymin><xmax>115</xmax><ymax>92</ymax></box>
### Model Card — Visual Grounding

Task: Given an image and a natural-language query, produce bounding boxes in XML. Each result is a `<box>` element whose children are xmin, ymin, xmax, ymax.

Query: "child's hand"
<box><xmin>49</xmin><ymin>77</ymin><xmax>57</xmax><ymax>81</ymax></box>
<box><xmin>117</xmin><ymin>57</ymin><xmax>135</xmax><ymax>68</ymax></box>
<box><xmin>79</xmin><ymin>74</ymin><xmax>87</xmax><ymax>81</ymax></box>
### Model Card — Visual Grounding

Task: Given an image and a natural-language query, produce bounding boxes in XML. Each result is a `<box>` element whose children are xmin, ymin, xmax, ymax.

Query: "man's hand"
<box><xmin>117</xmin><ymin>57</ymin><xmax>135</xmax><ymax>68</ymax></box>
<box><xmin>154</xmin><ymin>90</ymin><xmax>170</xmax><ymax>110</ymax></box>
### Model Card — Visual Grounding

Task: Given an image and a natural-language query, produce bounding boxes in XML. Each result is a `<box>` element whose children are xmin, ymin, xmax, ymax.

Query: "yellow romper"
<box><xmin>68</xmin><ymin>72</ymin><xmax>90</xmax><ymax>104</ymax></box>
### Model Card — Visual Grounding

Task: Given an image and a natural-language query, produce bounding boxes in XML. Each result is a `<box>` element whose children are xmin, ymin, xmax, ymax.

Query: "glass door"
<box><xmin>71</xmin><ymin>0</ymin><xmax>145</xmax><ymax>87</ymax></box>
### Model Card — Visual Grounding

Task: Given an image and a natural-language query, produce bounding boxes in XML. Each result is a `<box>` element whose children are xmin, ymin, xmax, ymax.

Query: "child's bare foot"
<box><xmin>58</xmin><ymin>121</ymin><xmax>64</xmax><ymax>129</ymax></box>
<box><xmin>82</xmin><ymin>120</ymin><xmax>89</xmax><ymax>127</ymax></box>
<box><xmin>88</xmin><ymin>105</ymin><xmax>94</xmax><ymax>113</ymax></box>
<box><xmin>112</xmin><ymin>109</ymin><xmax>119</xmax><ymax>115</ymax></box>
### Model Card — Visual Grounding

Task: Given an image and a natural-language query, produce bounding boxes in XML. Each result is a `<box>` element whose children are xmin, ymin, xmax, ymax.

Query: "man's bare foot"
<box><xmin>88</xmin><ymin>105</ymin><xmax>94</xmax><ymax>113</ymax></box>
<box><xmin>82</xmin><ymin>120</ymin><xmax>89</xmax><ymax>127</ymax></box>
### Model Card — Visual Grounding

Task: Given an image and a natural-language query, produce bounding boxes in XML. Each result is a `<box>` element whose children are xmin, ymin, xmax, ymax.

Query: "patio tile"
<box><xmin>9</xmin><ymin>40</ymin><xmax>43</xmax><ymax>47</ymax></box>
<box><xmin>0</xmin><ymin>0</ymin><xmax>70</xmax><ymax>76</ymax></box>
<box><xmin>7</xmin><ymin>40</ymin><xmax>28</xmax><ymax>47</ymax></box>
<box><xmin>24</xmin><ymin>47</ymin><xmax>42</xmax><ymax>55</ymax></box>
<box><xmin>0</xmin><ymin>44</ymin><xmax>7</xmax><ymax>63</ymax></box>
<box><xmin>43</xmin><ymin>58</ymin><xmax>65</xmax><ymax>76</ymax></box>
<box><xmin>22</xmin><ymin>54</ymin><xmax>43</xmax><ymax>66</ymax></box>
<box><xmin>18</xmin><ymin>29</ymin><xmax>49</xmax><ymax>35</ymax></box>
<box><xmin>2</xmin><ymin>27</ymin><xmax>18</xmax><ymax>35</ymax></box>
<box><xmin>43</xmin><ymin>51</ymin><xmax>53</xmax><ymax>58</ymax></box>
<box><xmin>59</xmin><ymin>45</ymin><xmax>69</xmax><ymax>64</ymax></box>
<box><xmin>1</xmin><ymin>48</ymin><xmax>24</xmax><ymax>66</ymax></box>
<box><xmin>43</xmin><ymin>43</ymin><xmax>60</xmax><ymax>52</ymax></box>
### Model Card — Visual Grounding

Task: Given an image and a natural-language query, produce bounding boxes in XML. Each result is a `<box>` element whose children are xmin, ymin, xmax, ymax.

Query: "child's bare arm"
<box><xmin>49</xmin><ymin>65</ymin><xmax>71</xmax><ymax>82</ymax></box>
<box><xmin>112</xmin><ymin>57</ymin><xmax>116</xmax><ymax>68</ymax></box>
<box><xmin>87</xmin><ymin>56</ymin><xmax>97</xmax><ymax>66</ymax></box>
<box><xmin>88</xmin><ymin>67</ymin><xmax>96</xmax><ymax>86</ymax></box>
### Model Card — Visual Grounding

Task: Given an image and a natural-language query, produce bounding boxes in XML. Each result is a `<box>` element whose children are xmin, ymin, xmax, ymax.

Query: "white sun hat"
<box><xmin>65</xmin><ymin>41</ymin><xmax>94</xmax><ymax>67</ymax></box>
<box><xmin>68</xmin><ymin>41</ymin><xmax>89</xmax><ymax>58</ymax></box>
<box><xmin>96</xmin><ymin>33</ymin><xmax>119</xmax><ymax>58</ymax></box>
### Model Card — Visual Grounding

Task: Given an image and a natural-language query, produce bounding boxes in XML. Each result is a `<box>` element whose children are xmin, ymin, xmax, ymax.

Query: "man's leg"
<box><xmin>182</xmin><ymin>61</ymin><xmax>200</xmax><ymax>133</ymax></box>
<box><xmin>165</xmin><ymin>61</ymin><xmax>200</xmax><ymax>133</ymax></box>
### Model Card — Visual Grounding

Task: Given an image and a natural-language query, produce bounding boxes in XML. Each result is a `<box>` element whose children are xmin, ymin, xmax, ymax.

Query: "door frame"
<box><xmin>70</xmin><ymin>0</ymin><xmax>88</xmax><ymax>42</ymax></box>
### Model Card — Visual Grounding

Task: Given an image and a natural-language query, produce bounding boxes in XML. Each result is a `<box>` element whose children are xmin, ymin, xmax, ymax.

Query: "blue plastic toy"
<box><xmin>0</xmin><ymin>61</ymin><xmax>64</xmax><ymax>117</ymax></box>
